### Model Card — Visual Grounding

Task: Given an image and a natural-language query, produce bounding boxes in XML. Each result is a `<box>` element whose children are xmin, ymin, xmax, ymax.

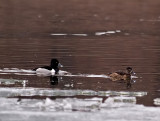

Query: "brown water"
<box><xmin>0</xmin><ymin>0</ymin><xmax>160</xmax><ymax>109</ymax></box>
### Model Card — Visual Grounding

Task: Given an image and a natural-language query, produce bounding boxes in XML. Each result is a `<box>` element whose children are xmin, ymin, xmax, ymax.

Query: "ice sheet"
<box><xmin>0</xmin><ymin>87</ymin><xmax>147</xmax><ymax>97</ymax></box>
<box><xmin>0</xmin><ymin>97</ymin><xmax>160</xmax><ymax>121</ymax></box>
<box><xmin>0</xmin><ymin>78</ymin><xmax>28</xmax><ymax>86</ymax></box>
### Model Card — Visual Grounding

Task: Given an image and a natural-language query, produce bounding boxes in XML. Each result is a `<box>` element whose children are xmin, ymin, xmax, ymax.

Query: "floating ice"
<box><xmin>0</xmin><ymin>68</ymin><xmax>35</xmax><ymax>75</ymax></box>
<box><xmin>64</xmin><ymin>74</ymin><xmax>109</xmax><ymax>78</ymax></box>
<box><xmin>95</xmin><ymin>30</ymin><xmax>121</xmax><ymax>36</ymax></box>
<box><xmin>50</xmin><ymin>33</ymin><xmax>67</xmax><ymax>36</ymax></box>
<box><xmin>71</xmin><ymin>34</ymin><xmax>88</xmax><ymax>36</ymax></box>
<box><xmin>0</xmin><ymin>87</ymin><xmax>147</xmax><ymax>97</ymax></box>
<box><xmin>139</xmin><ymin>18</ymin><xmax>160</xmax><ymax>22</ymax></box>
<box><xmin>0</xmin><ymin>78</ymin><xmax>28</xmax><ymax>86</ymax></box>
<box><xmin>50</xmin><ymin>33</ymin><xmax>88</xmax><ymax>36</ymax></box>
<box><xmin>14</xmin><ymin>73</ymin><xmax>36</xmax><ymax>76</ymax></box>
<box><xmin>0</xmin><ymin>68</ymin><xmax>22</xmax><ymax>73</ymax></box>
<box><xmin>95</xmin><ymin>32</ymin><xmax>106</xmax><ymax>36</ymax></box>
<box><xmin>105</xmin><ymin>31</ymin><xmax>116</xmax><ymax>34</ymax></box>
<box><xmin>116</xmin><ymin>30</ymin><xmax>121</xmax><ymax>33</ymax></box>
<box><xmin>98</xmin><ymin>91</ymin><xmax>147</xmax><ymax>97</ymax></box>
<box><xmin>50</xmin><ymin>30</ymin><xmax>121</xmax><ymax>37</ymax></box>
<box><xmin>154</xmin><ymin>98</ymin><xmax>160</xmax><ymax>106</ymax></box>
<box><xmin>109</xmin><ymin>96</ymin><xmax>136</xmax><ymax>103</ymax></box>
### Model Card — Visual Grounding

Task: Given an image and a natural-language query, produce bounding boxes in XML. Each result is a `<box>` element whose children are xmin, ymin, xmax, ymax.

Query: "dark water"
<box><xmin>0</xmin><ymin>0</ymin><xmax>160</xmax><ymax>120</ymax></box>
<box><xmin>0</xmin><ymin>32</ymin><xmax>159</xmax><ymax>106</ymax></box>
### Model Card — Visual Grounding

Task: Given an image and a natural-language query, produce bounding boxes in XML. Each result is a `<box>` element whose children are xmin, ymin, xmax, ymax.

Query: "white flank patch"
<box><xmin>36</xmin><ymin>68</ymin><xmax>52</xmax><ymax>76</ymax></box>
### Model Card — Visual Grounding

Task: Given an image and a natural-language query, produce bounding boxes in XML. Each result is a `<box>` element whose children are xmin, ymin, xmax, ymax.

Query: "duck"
<box><xmin>33</xmin><ymin>59</ymin><xmax>63</xmax><ymax>76</ymax></box>
<box><xmin>108</xmin><ymin>67</ymin><xmax>133</xmax><ymax>81</ymax></box>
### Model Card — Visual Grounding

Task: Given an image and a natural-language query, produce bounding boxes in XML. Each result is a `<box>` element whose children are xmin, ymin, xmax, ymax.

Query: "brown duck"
<box><xmin>108</xmin><ymin>67</ymin><xmax>133</xmax><ymax>81</ymax></box>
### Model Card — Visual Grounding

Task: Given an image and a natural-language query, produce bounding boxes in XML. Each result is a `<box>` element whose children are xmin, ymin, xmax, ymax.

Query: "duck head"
<box><xmin>126</xmin><ymin>67</ymin><xmax>133</xmax><ymax>74</ymax></box>
<box><xmin>50</xmin><ymin>59</ymin><xmax>63</xmax><ymax>70</ymax></box>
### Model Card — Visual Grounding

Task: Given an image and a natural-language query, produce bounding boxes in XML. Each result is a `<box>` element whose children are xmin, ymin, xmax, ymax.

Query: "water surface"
<box><xmin>0</xmin><ymin>0</ymin><xmax>160</xmax><ymax>120</ymax></box>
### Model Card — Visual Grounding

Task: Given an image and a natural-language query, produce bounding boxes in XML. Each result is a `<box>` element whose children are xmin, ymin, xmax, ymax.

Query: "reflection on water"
<box><xmin>50</xmin><ymin>76</ymin><xmax>59</xmax><ymax>85</ymax></box>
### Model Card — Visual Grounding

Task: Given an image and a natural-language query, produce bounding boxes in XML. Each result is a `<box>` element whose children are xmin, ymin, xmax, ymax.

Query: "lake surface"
<box><xmin>0</xmin><ymin>0</ymin><xmax>160</xmax><ymax>120</ymax></box>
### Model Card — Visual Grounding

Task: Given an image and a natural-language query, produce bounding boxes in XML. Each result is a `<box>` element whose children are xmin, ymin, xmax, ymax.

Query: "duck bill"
<box><xmin>58</xmin><ymin>63</ymin><xmax>63</xmax><ymax>67</ymax></box>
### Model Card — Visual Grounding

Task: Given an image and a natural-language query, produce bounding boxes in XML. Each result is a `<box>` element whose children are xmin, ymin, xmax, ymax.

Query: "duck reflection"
<box><xmin>126</xmin><ymin>79</ymin><xmax>132</xmax><ymax>89</ymax></box>
<box><xmin>50</xmin><ymin>76</ymin><xmax>59</xmax><ymax>85</ymax></box>
<box><xmin>118</xmin><ymin>78</ymin><xmax>136</xmax><ymax>89</ymax></box>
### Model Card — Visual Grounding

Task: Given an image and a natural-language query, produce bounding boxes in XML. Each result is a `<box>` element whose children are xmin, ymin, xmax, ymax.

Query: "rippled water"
<box><xmin>1</xmin><ymin>0</ymin><xmax>160</xmax><ymax>121</ymax></box>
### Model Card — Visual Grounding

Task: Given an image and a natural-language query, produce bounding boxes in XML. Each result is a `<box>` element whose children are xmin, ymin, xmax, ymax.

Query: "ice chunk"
<box><xmin>105</xmin><ymin>31</ymin><xmax>116</xmax><ymax>34</ymax></box>
<box><xmin>0</xmin><ymin>78</ymin><xmax>28</xmax><ymax>86</ymax></box>
<box><xmin>154</xmin><ymin>98</ymin><xmax>160</xmax><ymax>106</ymax></box>
<box><xmin>50</xmin><ymin>33</ymin><xmax>67</xmax><ymax>36</ymax></box>
<box><xmin>71</xmin><ymin>34</ymin><xmax>88</xmax><ymax>36</ymax></box>
<box><xmin>0</xmin><ymin>68</ymin><xmax>36</xmax><ymax>76</ymax></box>
<box><xmin>95</xmin><ymin>32</ymin><xmax>107</xmax><ymax>36</ymax></box>
<box><xmin>0</xmin><ymin>97</ymin><xmax>160</xmax><ymax>121</ymax></box>
<box><xmin>95</xmin><ymin>30</ymin><xmax>121</xmax><ymax>36</ymax></box>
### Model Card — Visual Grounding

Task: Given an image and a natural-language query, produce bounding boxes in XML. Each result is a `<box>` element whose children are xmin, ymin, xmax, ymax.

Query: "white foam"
<box><xmin>0</xmin><ymin>68</ymin><xmax>138</xmax><ymax>80</ymax></box>
<box><xmin>64</xmin><ymin>73</ymin><xmax>138</xmax><ymax>79</ymax></box>
<box><xmin>58</xmin><ymin>70</ymin><xmax>71</xmax><ymax>75</ymax></box>
<box><xmin>131</xmin><ymin>75</ymin><xmax>138</xmax><ymax>79</ymax></box>
<box><xmin>63</xmin><ymin>74</ymin><xmax>109</xmax><ymax>78</ymax></box>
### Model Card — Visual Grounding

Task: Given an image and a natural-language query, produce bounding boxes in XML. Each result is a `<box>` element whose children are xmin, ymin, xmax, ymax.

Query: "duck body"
<box><xmin>34</xmin><ymin>59</ymin><xmax>62</xmax><ymax>76</ymax></box>
<box><xmin>108</xmin><ymin>67</ymin><xmax>133</xmax><ymax>81</ymax></box>
<box><xmin>35</xmin><ymin>67</ymin><xmax>56</xmax><ymax>76</ymax></box>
